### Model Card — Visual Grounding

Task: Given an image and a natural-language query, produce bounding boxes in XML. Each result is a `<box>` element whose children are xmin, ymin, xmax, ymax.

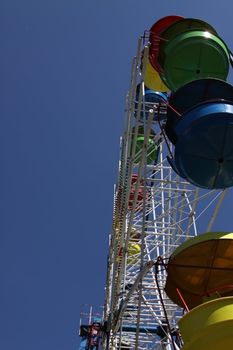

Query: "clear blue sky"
<box><xmin>1</xmin><ymin>1</ymin><xmax>233</xmax><ymax>349</ymax></box>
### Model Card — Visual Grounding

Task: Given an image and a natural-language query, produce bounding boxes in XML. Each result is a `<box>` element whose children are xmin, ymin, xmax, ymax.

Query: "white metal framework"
<box><xmin>103</xmin><ymin>39</ymin><xmax>226</xmax><ymax>350</ymax></box>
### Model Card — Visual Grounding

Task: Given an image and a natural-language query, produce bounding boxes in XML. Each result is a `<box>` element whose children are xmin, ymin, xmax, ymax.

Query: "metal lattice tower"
<box><xmin>103</xmin><ymin>39</ymin><xmax>227</xmax><ymax>350</ymax></box>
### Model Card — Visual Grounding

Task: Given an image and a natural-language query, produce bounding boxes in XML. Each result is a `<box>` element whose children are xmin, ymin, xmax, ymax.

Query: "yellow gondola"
<box><xmin>165</xmin><ymin>232</ymin><xmax>233</xmax><ymax>309</ymax></box>
<box><xmin>179</xmin><ymin>297</ymin><xmax>233</xmax><ymax>350</ymax></box>
<box><xmin>144</xmin><ymin>61</ymin><xmax>169</xmax><ymax>92</ymax></box>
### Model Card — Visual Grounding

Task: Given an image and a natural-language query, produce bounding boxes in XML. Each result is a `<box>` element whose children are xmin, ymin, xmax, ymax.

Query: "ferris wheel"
<box><xmin>80</xmin><ymin>16</ymin><xmax>233</xmax><ymax>350</ymax></box>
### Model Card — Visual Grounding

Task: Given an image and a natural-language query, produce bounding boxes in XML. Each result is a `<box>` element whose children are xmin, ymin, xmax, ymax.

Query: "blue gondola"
<box><xmin>168</xmin><ymin>100</ymin><xmax>233</xmax><ymax>189</ymax></box>
<box><xmin>165</xmin><ymin>78</ymin><xmax>233</xmax><ymax>144</ymax></box>
<box><xmin>135</xmin><ymin>84</ymin><xmax>168</xmax><ymax>121</ymax></box>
